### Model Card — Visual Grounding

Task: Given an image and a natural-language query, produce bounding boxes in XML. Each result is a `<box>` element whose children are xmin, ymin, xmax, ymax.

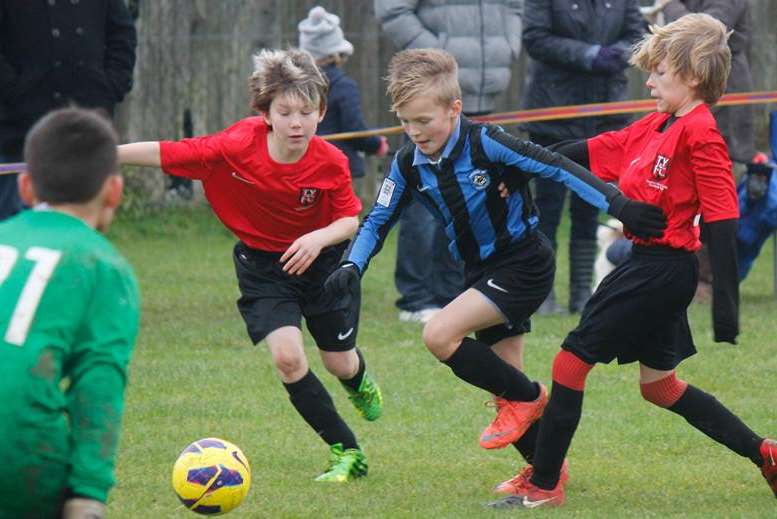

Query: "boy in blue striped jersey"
<box><xmin>324</xmin><ymin>48</ymin><xmax>665</xmax><ymax>470</ymax></box>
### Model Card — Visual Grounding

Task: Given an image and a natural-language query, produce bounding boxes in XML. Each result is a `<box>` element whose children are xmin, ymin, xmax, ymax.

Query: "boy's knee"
<box><xmin>272</xmin><ymin>350</ymin><xmax>306</xmax><ymax>379</ymax></box>
<box><xmin>421</xmin><ymin>319</ymin><xmax>457</xmax><ymax>360</ymax></box>
<box><xmin>640</xmin><ymin>373</ymin><xmax>688</xmax><ymax>408</ymax></box>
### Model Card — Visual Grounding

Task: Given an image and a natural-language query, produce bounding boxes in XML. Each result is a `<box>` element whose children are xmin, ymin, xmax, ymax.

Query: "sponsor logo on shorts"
<box><xmin>337</xmin><ymin>327</ymin><xmax>354</xmax><ymax>340</ymax></box>
<box><xmin>486</xmin><ymin>278</ymin><xmax>509</xmax><ymax>293</ymax></box>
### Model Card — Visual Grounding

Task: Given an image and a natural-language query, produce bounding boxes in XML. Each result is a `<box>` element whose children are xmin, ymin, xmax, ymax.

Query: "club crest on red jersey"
<box><xmin>298</xmin><ymin>187</ymin><xmax>321</xmax><ymax>207</ymax></box>
<box><xmin>652</xmin><ymin>154</ymin><xmax>670</xmax><ymax>179</ymax></box>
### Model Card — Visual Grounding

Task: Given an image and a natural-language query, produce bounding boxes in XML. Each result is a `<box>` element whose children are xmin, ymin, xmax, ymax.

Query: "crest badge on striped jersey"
<box><xmin>469</xmin><ymin>169</ymin><xmax>491</xmax><ymax>190</ymax></box>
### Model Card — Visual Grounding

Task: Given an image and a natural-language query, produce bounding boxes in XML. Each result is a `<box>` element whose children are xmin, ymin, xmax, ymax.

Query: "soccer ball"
<box><xmin>172</xmin><ymin>438</ymin><xmax>251</xmax><ymax>515</ymax></box>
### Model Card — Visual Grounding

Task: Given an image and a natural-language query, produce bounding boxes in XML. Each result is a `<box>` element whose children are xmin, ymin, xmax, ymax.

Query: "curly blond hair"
<box><xmin>631</xmin><ymin>13</ymin><xmax>731</xmax><ymax>104</ymax></box>
<box><xmin>249</xmin><ymin>48</ymin><xmax>328</xmax><ymax>113</ymax></box>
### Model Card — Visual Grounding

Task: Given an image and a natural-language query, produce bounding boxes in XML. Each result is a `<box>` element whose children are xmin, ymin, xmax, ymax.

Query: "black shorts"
<box><xmin>563</xmin><ymin>245</ymin><xmax>698</xmax><ymax>370</ymax></box>
<box><xmin>468</xmin><ymin>232</ymin><xmax>556</xmax><ymax>346</ymax></box>
<box><xmin>232</xmin><ymin>241</ymin><xmax>359</xmax><ymax>351</ymax></box>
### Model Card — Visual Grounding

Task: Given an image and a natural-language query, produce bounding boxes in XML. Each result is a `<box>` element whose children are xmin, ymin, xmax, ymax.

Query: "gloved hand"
<box><xmin>607</xmin><ymin>193</ymin><xmax>667</xmax><ymax>240</ymax></box>
<box><xmin>324</xmin><ymin>262</ymin><xmax>361</xmax><ymax>298</ymax></box>
<box><xmin>591</xmin><ymin>46</ymin><xmax>627</xmax><ymax>74</ymax></box>
<box><xmin>63</xmin><ymin>498</ymin><xmax>106</xmax><ymax>519</ymax></box>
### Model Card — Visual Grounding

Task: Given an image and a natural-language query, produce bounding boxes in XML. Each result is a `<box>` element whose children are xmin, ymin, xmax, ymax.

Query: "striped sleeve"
<box><xmin>346</xmin><ymin>154</ymin><xmax>413</xmax><ymax>273</ymax></box>
<box><xmin>480</xmin><ymin>126</ymin><xmax>618</xmax><ymax>212</ymax></box>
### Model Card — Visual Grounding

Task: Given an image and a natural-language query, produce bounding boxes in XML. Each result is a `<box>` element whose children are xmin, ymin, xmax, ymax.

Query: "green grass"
<box><xmin>107</xmin><ymin>205</ymin><xmax>776</xmax><ymax>518</ymax></box>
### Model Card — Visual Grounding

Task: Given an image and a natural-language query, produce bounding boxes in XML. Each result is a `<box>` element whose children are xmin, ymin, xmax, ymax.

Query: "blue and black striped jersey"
<box><xmin>347</xmin><ymin>117</ymin><xmax>619</xmax><ymax>273</ymax></box>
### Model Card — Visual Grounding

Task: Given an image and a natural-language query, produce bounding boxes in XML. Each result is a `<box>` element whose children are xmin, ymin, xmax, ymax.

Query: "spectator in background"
<box><xmin>522</xmin><ymin>0</ymin><xmax>644</xmax><ymax>314</ymax></box>
<box><xmin>0</xmin><ymin>0</ymin><xmax>137</xmax><ymax>221</ymax></box>
<box><xmin>299</xmin><ymin>6</ymin><xmax>389</xmax><ymax>208</ymax></box>
<box><xmin>375</xmin><ymin>0</ymin><xmax>524</xmax><ymax>323</ymax></box>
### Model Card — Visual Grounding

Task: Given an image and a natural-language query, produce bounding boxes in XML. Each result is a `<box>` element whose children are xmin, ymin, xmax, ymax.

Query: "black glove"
<box><xmin>607</xmin><ymin>194</ymin><xmax>667</xmax><ymax>240</ymax></box>
<box><xmin>323</xmin><ymin>262</ymin><xmax>361</xmax><ymax>298</ymax></box>
<box><xmin>591</xmin><ymin>46</ymin><xmax>627</xmax><ymax>74</ymax></box>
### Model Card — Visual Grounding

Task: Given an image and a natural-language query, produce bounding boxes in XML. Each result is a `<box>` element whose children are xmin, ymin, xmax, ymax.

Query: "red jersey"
<box><xmin>588</xmin><ymin>103</ymin><xmax>738</xmax><ymax>251</ymax></box>
<box><xmin>160</xmin><ymin>117</ymin><xmax>361</xmax><ymax>251</ymax></box>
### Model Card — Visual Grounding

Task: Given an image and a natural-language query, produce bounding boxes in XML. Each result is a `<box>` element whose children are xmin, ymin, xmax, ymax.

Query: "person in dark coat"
<box><xmin>522</xmin><ymin>0</ymin><xmax>644</xmax><ymax>314</ymax></box>
<box><xmin>0</xmin><ymin>0</ymin><xmax>137</xmax><ymax>221</ymax></box>
<box><xmin>299</xmin><ymin>6</ymin><xmax>389</xmax><ymax>208</ymax></box>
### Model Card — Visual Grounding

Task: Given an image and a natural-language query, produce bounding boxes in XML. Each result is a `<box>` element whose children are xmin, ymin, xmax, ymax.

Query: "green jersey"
<box><xmin>0</xmin><ymin>209</ymin><xmax>140</xmax><ymax>515</ymax></box>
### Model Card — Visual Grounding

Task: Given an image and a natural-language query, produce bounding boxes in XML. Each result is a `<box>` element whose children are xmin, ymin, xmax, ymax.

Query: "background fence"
<box><xmin>117</xmin><ymin>0</ymin><xmax>777</xmax><ymax>201</ymax></box>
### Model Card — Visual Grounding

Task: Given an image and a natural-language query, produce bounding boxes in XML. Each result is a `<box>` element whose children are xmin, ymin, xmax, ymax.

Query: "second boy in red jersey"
<box><xmin>490</xmin><ymin>14</ymin><xmax>776</xmax><ymax>508</ymax></box>
<box><xmin>119</xmin><ymin>48</ymin><xmax>382</xmax><ymax>483</ymax></box>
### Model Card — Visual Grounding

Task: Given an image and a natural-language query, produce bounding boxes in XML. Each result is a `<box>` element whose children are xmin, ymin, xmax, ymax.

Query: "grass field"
<box><xmin>107</xmin><ymin>205</ymin><xmax>775</xmax><ymax>518</ymax></box>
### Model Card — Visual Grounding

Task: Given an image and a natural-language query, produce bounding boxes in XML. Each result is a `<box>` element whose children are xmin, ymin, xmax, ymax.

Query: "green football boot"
<box><xmin>344</xmin><ymin>373</ymin><xmax>383</xmax><ymax>421</ymax></box>
<box><xmin>314</xmin><ymin>443</ymin><xmax>368</xmax><ymax>483</ymax></box>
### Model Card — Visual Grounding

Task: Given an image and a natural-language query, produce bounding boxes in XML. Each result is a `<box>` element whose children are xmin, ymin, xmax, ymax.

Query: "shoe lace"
<box><xmin>484</xmin><ymin>397</ymin><xmax>506</xmax><ymax>410</ymax></box>
<box><xmin>488</xmin><ymin>403</ymin><xmax>516</xmax><ymax>431</ymax></box>
<box><xmin>349</xmin><ymin>379</ymin><xmax>376</xmax><ymax>405</ymax></box>
<box><xmin>503</xmin><ymin>466</ymin><xmax>533</xmax><ymax>491</ymax></box>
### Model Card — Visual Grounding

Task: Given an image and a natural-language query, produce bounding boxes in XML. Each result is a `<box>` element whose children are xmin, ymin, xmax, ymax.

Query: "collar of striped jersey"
<box><xmin>412</xmin><ymin>115</ymin><xmax>466</xmax><ymax>167</ymax></box>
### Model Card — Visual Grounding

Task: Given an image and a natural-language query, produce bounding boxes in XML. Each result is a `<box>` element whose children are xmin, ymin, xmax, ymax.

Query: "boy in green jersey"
<box><xmin>0</xmin><ymin>108</ymin><xmax>140</xmax><ymax>519</ymax></box>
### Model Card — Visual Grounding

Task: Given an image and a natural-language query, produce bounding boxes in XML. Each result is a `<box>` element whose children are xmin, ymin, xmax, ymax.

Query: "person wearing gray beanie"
<box><xmin>300</xmin><ymin>6</ymin><xmax>389</xmax><ymax>209</ymax></box>
<box><xmin>298</xmin><ymin>6</ymin><xmax>354</xmax><ymax>60</ymax></box>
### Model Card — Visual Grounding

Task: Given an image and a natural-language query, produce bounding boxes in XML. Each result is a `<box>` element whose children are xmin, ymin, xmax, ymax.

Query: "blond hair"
<box><xmin>249</xmin><ymin>48</ymin><xmax>328</xmax><ymax>113</ymax></box>
<box><xmin>631</xmin><ymin>13</ymin><xmax>731</xmax><ymax>104</ymax></box>
<box><xmin>386</xmin><ymin>48</ymin><xmax>461</xmax><ymax>111</ymax></box>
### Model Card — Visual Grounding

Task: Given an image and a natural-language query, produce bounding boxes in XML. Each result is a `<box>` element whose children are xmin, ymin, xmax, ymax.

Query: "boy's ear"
<box><xmin>17</xmin><ymin>172</ymin><xmax>37</xmax><ymax>206</ymax></box>
<box><xmin>318</xmin><ymin>105</ymin><xmax>327</xmax><ymax>122</ymax></box>
<box><xmin>260</xmin><ymin>111</ymin><xmax>271</xmax><ymax>127</ymax></box>
<box><xmin>102</xmin><ymin>174</ymin><xmax>124</xmax><ymax>210</ymax></box>
<box><xmin>449</xmin><ymin>99</ymin><xmax>463</xmax><ymax>118</ymax></box>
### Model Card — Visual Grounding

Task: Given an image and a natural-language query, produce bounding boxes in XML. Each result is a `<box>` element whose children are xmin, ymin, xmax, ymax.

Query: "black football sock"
<box><xmin>531</xmin><ymin>384</ymin><xmax>584</xmax><ymax>490</ymax></box>
<box><xmin>512</xmin><ymin>420</ymin><xmax>541</xmax><ymax>464</ymax></box>
<box><xmin>442</xmin><ymin>337</ymin><xmax>539</xmax><ymax>401</ymax></box>
<box><xmin>340</xmin><ymin>348</ymin><xmax>366</xmax><ymax>392</ymax></box>
<box><xmin>284</xmin><ymin>369</ymin><xmax>358</xmax><ymax>450</ymax></box>
<box><xmin>668</xmin><ymin>385</ymin><xmax>764</xmax><ymax>465</ymax></box>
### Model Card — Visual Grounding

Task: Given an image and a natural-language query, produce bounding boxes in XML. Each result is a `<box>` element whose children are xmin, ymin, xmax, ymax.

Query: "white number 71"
<box><xmin>0</xmin><ymin>245</ymin><xmax>62</xmax><ymax>346</ymax></box>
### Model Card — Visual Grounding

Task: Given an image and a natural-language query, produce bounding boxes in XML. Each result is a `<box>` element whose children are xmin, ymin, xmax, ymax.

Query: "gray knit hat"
<box><xmin>298</xmin><ymin>6</ymin><xmax>353</xmax><ymax>60</ymax></box>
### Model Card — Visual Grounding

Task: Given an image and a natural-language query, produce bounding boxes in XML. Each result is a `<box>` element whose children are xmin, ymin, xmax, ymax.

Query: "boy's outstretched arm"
<box><xmin>118</xmin><ymin>142</ymin><xmax>161</xmax><ymax>167</ymax></box>
<box><xmin>481</xmin><ymin>127</ymin><xmax>667</xmax><ymax>239</ymax></box>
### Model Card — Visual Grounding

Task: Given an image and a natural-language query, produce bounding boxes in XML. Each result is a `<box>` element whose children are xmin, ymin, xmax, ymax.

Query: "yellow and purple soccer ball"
<box><xmin>172</xmin><ymin>438</ymin><xmax>251</xmax><ymax>515</ymax></box>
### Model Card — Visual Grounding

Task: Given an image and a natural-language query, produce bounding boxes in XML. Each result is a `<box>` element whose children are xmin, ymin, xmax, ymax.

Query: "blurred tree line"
<box><xmin>118</xmin><ymin>0</ymin><xmax>777</xmax><ymax>204</ymax></box>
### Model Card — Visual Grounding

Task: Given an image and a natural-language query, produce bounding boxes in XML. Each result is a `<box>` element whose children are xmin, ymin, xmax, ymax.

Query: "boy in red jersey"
<box><xmin>118</xmin><ymin>48</ymin><xmax>381</xmax><ymax>482</ymax></box>
<box><xmin>489</xmin><ymin>14</ymin><xmax>776</xmax><ymax>508</ymax></box>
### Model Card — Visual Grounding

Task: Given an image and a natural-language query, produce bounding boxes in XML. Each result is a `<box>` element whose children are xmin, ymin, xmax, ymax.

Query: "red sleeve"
<box><xmin>159</xmin><ymin>133</ymin><xmax>230</xmax><ymax>181</ymax></box>
<box><xmin>587</xmin><ymin>126</ymin><xmax>631</xmax><ymax>183</ymax></box>
<box><xmin>692</xmin><ymin>137</ymin><xmax>739</xmax><ymax>222</ymax></box>
<box><xmin>328</xmin><ymin>156</ymin><xmax>362</xmax><ymax>219</ymax></box>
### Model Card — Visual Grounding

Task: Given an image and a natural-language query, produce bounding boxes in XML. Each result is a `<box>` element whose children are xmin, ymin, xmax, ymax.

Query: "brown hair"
<box><xmin>386</xmin><ymin>48</ymin><xmax>461</xmax><ymax>111</ymax></box>
<box><xmin>631</xmin><ymin>13</ymin><xmax>731</xmax><ymax>104</ymax></box>
<box><xmin>249</xmin><ymin>48</ymin><xmax>328</xmax><ymax>114</ymax></box>
<box><xmin>24</xmin><ymin>108</ymin><xmax>118</xmax><ymax>204</ymax></box>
